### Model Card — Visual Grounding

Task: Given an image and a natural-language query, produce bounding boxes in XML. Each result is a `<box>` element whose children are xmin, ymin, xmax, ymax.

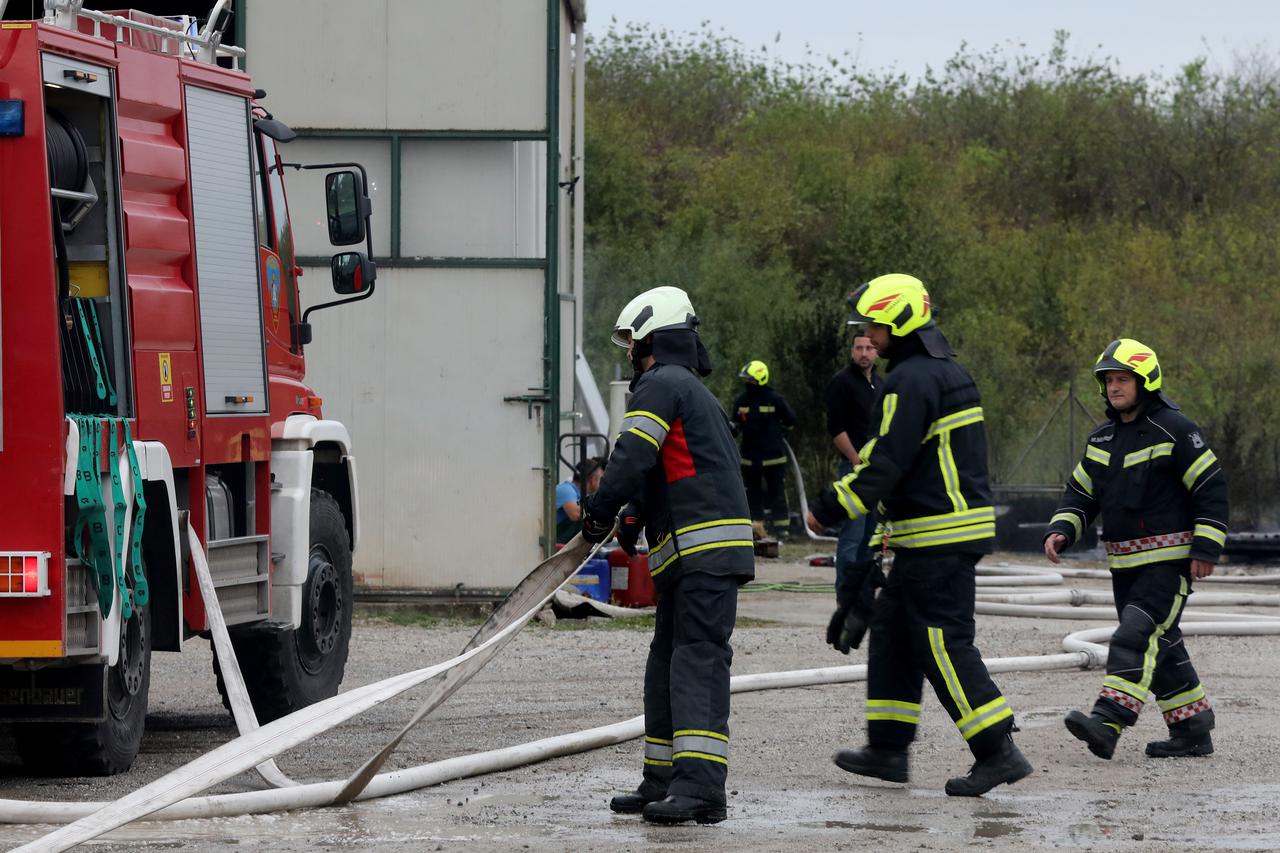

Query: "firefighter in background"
<box><xmin>806</xmin><ymin>274</ymin><xmax>1032</xmax><ymax>797</ymax></box>
<box><xmin>1046</xmin><ymin>339</ymin><xmax>1228</xmax><ymax>760</ymax></box>
<box><xmin>732</xmin><ymin>360</ymin><xmax>797</xmax><ymax>538</ymax></box>
<box><xmin>581</xmin><ymin>285</ymin><xmax>755</xmax><ymax>825</ymax></box>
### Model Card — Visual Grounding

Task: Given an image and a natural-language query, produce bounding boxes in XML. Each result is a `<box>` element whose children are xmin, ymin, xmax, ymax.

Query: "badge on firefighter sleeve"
<box><xmin>1189</xmin><ymin>432</ymin><xmax>1204</xmax><ymax>448</ymax></box>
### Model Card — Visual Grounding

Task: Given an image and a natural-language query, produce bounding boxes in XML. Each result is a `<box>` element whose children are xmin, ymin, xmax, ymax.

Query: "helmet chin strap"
<box><xmin>628</xmin><ymin>335</ymin><xmax>654</xmax><ymax>389</ymax></box>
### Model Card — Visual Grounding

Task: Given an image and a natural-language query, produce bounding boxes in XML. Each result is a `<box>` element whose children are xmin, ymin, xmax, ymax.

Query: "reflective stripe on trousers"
<box><xmin>672</xmin><ymin>729</ymin><xmax>729</xmax><ymax>766</ymax></box>
<box><xmin>643</xmin><ymin>736</ymin><xmax>673</xmax><ymax>767</ymax></box>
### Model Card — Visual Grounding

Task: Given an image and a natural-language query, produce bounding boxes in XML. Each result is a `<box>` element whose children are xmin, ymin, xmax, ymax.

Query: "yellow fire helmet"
<box><xmin>1093</xmin><ymin>338</ymin><xmax>1163</xmax><ymax>396</ymax></box>
<box><xmin>847</xmin><ymin>273</ymin><xmax>933</xmax><ymax>335</ymax></box>
<box><xmin>847</xmin><ymin>273</ymin><xmax>953</xmax><ymax>357</ymax></box>
<box><xmin>739</xmin><ymin>360</ymin><xmax>769</xmax><ymax>386</ymax></box>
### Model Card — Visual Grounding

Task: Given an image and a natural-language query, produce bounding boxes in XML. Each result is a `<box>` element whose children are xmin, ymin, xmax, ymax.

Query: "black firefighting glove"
<box><xmin>826</xmin><ymin>603</ymin><xmax>869</xmax><ymax>655</ymax></box>
<box><xmin>825</xmin><ymin>556</ymin><xmax>885</xmax><ymax>654</ymax></box>
<box><xmin>617</xmin><ymin>506</ymin><xmax>644</xmax><ymax>556</ymax></box>
<box><xmin>580</xmin><ymin>498</ymin><xmax>613</xmax><ymax>545</ymax></box>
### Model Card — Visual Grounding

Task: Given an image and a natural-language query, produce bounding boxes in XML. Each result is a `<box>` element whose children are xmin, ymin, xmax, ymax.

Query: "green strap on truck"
<box><xmin>71</xmin><ymin>415</ymin><xmax>116</xmax><ymax>618</ymax></box>
<box><xmin>82</xmin><ymin>297</ymin><xmax>118</xmax><ymax>407</ymax></box>
<box><xmin>123</xmin><ymin>420</ymin><xmax>149</xmax><ymax>607</ymax></box>
<box><xmin>73</xmin><ymin>300</ymin><xmax>109</xmax><ymax>405</ymax></box>
<box><xmin>70</xmin><ymin>414</ymin><xmax>147</xmax><ymax>619</ymax></box>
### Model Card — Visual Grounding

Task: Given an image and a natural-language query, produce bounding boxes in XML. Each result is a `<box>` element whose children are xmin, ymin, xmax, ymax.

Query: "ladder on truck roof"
<box><xmin>42</xmin><ymin>0</ymin><xmax>246</xmax><ymax>68</ymax></box>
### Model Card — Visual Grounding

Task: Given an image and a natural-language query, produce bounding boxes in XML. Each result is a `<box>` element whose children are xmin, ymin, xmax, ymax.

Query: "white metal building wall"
<box><xmin>248</xmin><ymin>0</ymin><xmax>584</xmax><ymax>590</ymax></box>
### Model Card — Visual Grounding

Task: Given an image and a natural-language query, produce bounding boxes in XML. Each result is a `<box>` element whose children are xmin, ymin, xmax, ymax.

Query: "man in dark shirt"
<box><xmin>825</xmin><ymin>332</ymin><xmax>879</xmax><ymax>600</ymax></box>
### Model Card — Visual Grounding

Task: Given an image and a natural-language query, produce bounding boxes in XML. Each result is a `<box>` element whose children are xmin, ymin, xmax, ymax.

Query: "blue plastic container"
<box><xmin>569</xmin><ymin>555</ymin><xmax>610</xmax><ymax>602</ymax></box>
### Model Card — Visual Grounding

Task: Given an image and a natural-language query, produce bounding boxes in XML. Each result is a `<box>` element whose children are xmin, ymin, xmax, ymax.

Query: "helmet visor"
<box><xmin>611</xmin><ymin>327</ymin><xmax>633</xmax><ymax>348</ymax></box>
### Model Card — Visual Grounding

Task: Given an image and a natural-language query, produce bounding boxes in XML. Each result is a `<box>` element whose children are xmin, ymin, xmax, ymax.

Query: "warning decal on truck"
<box><xmin>159</xmin><ymin>352</ymin><xmax>173</xmax><ymax>403</ymax></box>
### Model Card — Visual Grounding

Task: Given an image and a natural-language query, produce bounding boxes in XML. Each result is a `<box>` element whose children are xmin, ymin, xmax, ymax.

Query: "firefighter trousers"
<box><xmin>865</xmin><ymin>551</ymin><xmax>1015</xmax><ymax>760</ymax></box>
<box><xmin>741</xmin><ymin>462</ymin><xmax>787</xmax><ymax>529</ymax></box>
<box><xmin>1092</xmin><ymin>561</ymin><xmax>1214</xmax><ymax>735</ymax></box>
<box><xmin>641</xmin><ymin>570</ymin><xmax>738</xmax><ymax>805</ymax></box>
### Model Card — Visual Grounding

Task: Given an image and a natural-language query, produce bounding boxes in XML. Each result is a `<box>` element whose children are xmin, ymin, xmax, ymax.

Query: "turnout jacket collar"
<box><xmin>1046</xmin><ymin>397</ymin><xmax>1229</xmax><ymax>567</ymax></box>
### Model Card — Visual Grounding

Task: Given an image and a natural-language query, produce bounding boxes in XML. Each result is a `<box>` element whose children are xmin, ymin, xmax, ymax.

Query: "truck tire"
<box><xmin>15</xmin><ymin>601</ymin><xmax>151</xmax><ymax>776</ymax></box>
<box><xmin>215</xmin><ymin>489</ymin><xmax>352</xmax><ymax>723</ymax></box>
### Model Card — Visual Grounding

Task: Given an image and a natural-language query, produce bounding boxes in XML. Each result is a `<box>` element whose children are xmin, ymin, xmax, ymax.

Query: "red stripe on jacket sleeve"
<box><xmin>661</xmin><ymin>418</ymin><xmax>697</xmax><ymax>483</ymax></box>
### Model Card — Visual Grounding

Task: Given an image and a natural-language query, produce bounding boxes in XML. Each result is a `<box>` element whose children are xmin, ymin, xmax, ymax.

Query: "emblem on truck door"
<box><xmin>266</xmin><ymin>255</ymin><xmax>282</xmax><ymax>328</ymax></box>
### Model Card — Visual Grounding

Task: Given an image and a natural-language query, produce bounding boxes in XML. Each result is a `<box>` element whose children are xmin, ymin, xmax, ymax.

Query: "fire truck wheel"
<box><xmin>14</xmin><ymin>600</ymin><xmax>151</xmax><ymax>776</ymax></box>
<box><xmin>216</xmin><ymin>489</ymin><xmax>352</xmax><ymax>723</ymax></box>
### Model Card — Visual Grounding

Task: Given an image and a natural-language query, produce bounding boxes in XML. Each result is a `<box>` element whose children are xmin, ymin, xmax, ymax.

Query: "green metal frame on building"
<box><xmin>242</xmin><ymin>0</ymin><xmax>571</xmax><ymax>557</ymax></box>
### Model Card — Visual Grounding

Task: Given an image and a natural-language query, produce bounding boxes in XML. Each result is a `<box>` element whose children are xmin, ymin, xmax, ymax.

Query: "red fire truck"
<box><xmin>0</xmin><ymin>1</ymin><xmax>376</xmax><ymax>774</ymax></box>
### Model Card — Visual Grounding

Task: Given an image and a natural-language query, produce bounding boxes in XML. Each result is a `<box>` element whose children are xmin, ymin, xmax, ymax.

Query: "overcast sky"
<box><xmin>586</xmin><ymin>0</ymin><xmax>1274</xmax><ymax>81</ymax></box>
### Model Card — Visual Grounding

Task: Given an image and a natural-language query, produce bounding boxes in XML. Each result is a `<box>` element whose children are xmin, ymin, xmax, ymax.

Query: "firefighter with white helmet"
<box><xmin>732</xmin><ymin>359</ymin><xmax>797</xmax><ymax>537</ymax></box>
<box><xmin>582</xmin><ymin>285</ymin><xmax>754</xmax><ymax>825</ymax></box>
<box><xmin>1047</xmin><ymin>339</ymin><xmax>1228</xmax><ymax>760</ymax></box>
<box><xmin>806</xmin><ymin>273</ymin><xmax>1032</xmax><ymax>797</ymax></box>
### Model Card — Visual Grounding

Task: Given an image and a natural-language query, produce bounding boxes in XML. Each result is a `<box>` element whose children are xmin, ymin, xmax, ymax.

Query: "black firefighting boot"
<box><xmin>641</xmin><ymin>794</ymin><xmax>727</xmax><ymax>825</ymax></box>
<box><xmin>1147</xmin><ymin>707</ymin><xmax>1215</xmax><ymax>757</ymax></box>
<box><xmin>944</xmin><ymin>736</ymin><xmax>1033</xmax><ymax>797</ymax></box>
<box><xmin>832</xmin><ymin>745</ymin><xmax>909</xmax><ymax>783</ymax></box>
<box><xmin>609</xmin><ymin>779</ymin><xmax>667</xmax><ymax>814</ymax></box>
<box><xmin>1064</xmin><ymin>710</ymin><xmax>1121</xmax><ymax>760</ymax></box>
<box><xmin>1146</xmin><ymin>732</ymin><xmax>1214</xmax><ymax>757</ymax></box>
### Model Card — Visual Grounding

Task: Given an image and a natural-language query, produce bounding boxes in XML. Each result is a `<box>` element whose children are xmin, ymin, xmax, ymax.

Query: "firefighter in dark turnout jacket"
<box><xmin>1047</xmin><ymin>339</ymin><xmax>1228</xmax><ymax>760</ymax></box>
<box><xmin>581</xmin><ymin>285</ymin><xmax>755</xmax><ymax>825</ymax></box>
<box><xmin>732</xmin><ymin>360</ymin><xmax>797</xmax><ymax>536</ymax></box>
<box><xmin>806</xmin><ymin>274</ymin><xmax>1032</xmax><ymax>797</ymax></box>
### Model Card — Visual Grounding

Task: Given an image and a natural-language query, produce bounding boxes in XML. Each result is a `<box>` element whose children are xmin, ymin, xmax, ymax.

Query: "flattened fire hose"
<box><xmin>8</xmin><ymin>537</ymin><xmax>1280</xmax><ymax>850</ymax></box>
<box><xmin>9</xmin><ymin>530</ymin><xmax>608</xmax><ymax>853</ymax></box>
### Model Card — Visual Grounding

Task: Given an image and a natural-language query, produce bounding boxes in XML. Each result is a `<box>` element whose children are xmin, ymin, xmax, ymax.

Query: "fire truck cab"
<box><xmin>0</xmin><ymin>0</ymin><xmax>374</xmax><ymax>774</ymax></box>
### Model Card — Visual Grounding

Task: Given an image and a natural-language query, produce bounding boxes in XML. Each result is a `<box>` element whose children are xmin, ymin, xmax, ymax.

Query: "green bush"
<box><xmin>584</xmin><ymin>26</ymin><xmax>1280</xmax><ymax>526</ymax></box>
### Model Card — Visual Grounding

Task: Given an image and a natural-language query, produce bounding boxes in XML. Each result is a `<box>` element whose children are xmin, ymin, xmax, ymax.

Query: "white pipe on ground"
<box><xmin>0</xmin><ymin>649</ymin><xmax>1096</xmax><ymax>826</ymax></box>
<box><xmin>975</xmin><ymin>573</ymin><xmax>1063</xmax><ymax>587</ymax></box>
<box><xmin>977</xmin><ymin>589</ymin><xmax>1280</xmax><ymax>607</ymax></box>
<box><xmin>976</xmin><ymin>601</ymin><xmax>1280</xmax><ymax>622</ymax></box>
<box><xmin>8</xmin><ymin>542</ymin><xmax>1280</xmax><ymax>847</ymax></box>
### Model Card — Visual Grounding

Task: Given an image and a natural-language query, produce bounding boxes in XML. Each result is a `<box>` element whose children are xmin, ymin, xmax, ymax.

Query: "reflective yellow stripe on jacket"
<box><xmin>649</xmin><ymin>519</ymin><xmax>754</xmax><ymax>577</ymax></box>
<box><xmin>883</xmin><ymin>507</ymin><xmax>995</xmax><ymax>549</ymax></box>
<box><xmin>1124</xmin><ymin>442</ymin><xmax>1173</xmax><ymax>468</ymax></box>
<box><xmin>619</xmin><ymin>410</ymin><xmax>670</xmax><ymax>450</ymax></box>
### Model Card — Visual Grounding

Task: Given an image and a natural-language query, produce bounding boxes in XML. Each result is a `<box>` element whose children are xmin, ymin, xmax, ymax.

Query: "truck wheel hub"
<box><xmin>300</xmin><ymin>548</ymin><xmax>342</xmax><ymax>674</ymax></box>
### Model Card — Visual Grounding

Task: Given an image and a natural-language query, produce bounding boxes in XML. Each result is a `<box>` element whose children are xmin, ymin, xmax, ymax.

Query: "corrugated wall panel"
<box><xmin>185</xmin><ymin>85</ymin><xmax>267</xmax><ymax>414</ymax></box>
<box><xmin>302</xmin><ymin>267</ymin><xmax>545</xmax><ymax>589</ymax></box>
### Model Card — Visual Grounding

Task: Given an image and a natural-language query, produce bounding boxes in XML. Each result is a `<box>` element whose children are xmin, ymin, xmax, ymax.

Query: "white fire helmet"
<box><xmin>611</xmin><ymin>286</ymin><xmax>698</xmax><ymax>348</ymax></box>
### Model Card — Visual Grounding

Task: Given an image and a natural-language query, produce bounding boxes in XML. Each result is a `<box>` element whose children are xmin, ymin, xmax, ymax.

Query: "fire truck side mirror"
<box><xmin>331</xmin><ymin>252</ymin><xmax>377</xmax><ymax>295</ymax></box>
<box><xmin>325</xmin><ymin>170</ymin><xmax>369</xmax><ymax>246</ymax></box>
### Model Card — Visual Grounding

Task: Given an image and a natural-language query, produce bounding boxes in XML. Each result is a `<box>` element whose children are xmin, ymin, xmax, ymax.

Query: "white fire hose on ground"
<box><xmin>7</xmin><ymin>533</ymin><xmax>1280</xmax><ymax>850</ymax></box>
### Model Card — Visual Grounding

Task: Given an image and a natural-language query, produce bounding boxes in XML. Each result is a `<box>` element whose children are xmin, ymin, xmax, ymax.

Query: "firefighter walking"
<box><xmin>1046</xmin><ymin>339</ymin><xmax>1228</xmax><ymax>760</ymax></box>
<box><xmin>732</xmin><ymin>360</ymin><xmax>797</xmax><ymax>537</ymax></box>
<box><xmin>582</xmin><ymin>285</ymin><xmax>755</xmax><ymax>825</ymax></box>
<box><xmin>806</xmin><ymin>273</ymin><xmax>1032</xmax><ymax>797</ymax></box>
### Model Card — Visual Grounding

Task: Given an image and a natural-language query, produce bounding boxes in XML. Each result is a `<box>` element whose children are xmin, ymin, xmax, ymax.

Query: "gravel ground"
<box><xmin>3</xmin><ymin>552</ymin><xmax>1279</xmax><ymax>851</ymax></box>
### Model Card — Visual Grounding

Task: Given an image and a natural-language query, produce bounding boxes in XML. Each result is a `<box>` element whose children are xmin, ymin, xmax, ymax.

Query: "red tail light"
<box><xmin>23</xmin><ymin>556</ymin><xmax>39</xmax><ymax>594</ymax></box>
<box><xmin>0</xmin><ymin>552</ymin><xmax>50</xmax><ymax>597</ymax></box>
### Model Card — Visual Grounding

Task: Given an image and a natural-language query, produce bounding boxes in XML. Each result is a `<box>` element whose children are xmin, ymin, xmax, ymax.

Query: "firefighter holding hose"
<box><xmin>581</xmin><ymin>286</ymin><xmax>755</xmax><ymax>825</ymax></box>
<box><xmin>1046</xmin><ymin>339</ymin><xmax>1228</xmax><ymax>760</ymax></box>
<box><xmin>806</xmin><ymin>274</ymin><xmax>1032</xmax><ymax>797</ymax></box>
